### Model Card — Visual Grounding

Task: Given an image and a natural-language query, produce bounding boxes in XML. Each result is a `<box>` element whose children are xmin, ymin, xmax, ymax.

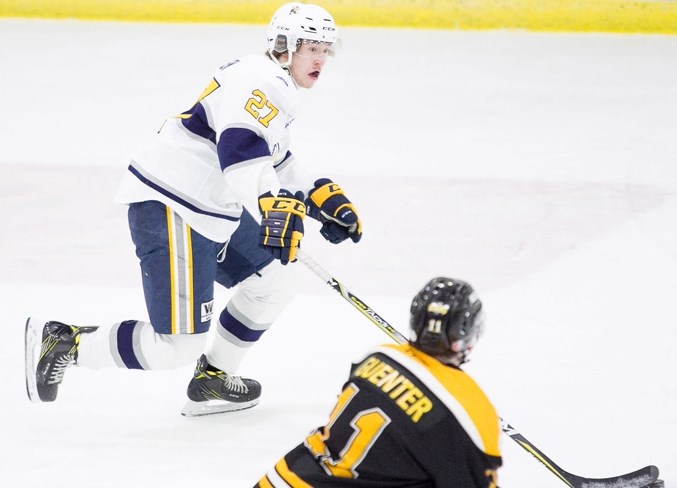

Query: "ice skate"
<box><xmin>181</xmin><ymin>354</ymin><xmax>261</xmax><ymax>416</ymax></box>
<box><xmin>24</xmin><ymin>317</ymin><xmax>98</xmax><ymax>403</ymax></box>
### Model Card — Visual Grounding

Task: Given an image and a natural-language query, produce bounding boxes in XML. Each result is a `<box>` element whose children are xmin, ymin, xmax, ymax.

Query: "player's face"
<box><xmin>290</xmin><ymin>41</ymin><xmax>333</xmax><ymax>89</ymax></box>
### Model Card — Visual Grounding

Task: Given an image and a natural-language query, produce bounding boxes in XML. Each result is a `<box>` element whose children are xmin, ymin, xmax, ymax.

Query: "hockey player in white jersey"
<box><xmin>25</xmin><ymin>3</ymin><xmax>362</xmax><ymax>416</ymax></box>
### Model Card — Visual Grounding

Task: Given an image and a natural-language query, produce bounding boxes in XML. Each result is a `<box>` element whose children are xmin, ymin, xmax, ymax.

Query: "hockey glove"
<box><xmin>258</xmin><ymin>189</ymin><xmax>306</xmax><ymax>265</ymax></box>
<box><xmin>306</xmin><ymin>178</ymin><xmax>362</xmax><ymax>244</ymax></box>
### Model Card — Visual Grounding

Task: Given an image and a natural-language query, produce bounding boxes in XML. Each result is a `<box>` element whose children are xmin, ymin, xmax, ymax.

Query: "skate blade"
<box><xmin>180</xmin><ymin>398</ymin><xmax>260</xmax><ymax>417</ymax></box>
<box><xmin>24</xmin><ymin>317</ymin><xmax>42</xmax><ymax>403</ymax></box>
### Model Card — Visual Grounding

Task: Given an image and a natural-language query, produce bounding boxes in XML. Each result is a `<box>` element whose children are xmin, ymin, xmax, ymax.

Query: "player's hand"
<box><xmin>306</xmin><ymin>178</ymin><xmax>362</xmax><ymax>244</ymax></box>
<box><xmin>258</xmin><ymin>190</ymin><xmax>306</xmax><ymax>265</ymax></box>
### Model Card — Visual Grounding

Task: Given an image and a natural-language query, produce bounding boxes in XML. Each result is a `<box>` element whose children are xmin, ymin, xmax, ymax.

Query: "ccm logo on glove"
<box><xmin>258</xmin><ymin>190</ymin><xmax>306</xmax><ymax>264</ymax></box>
<box><xmin>306</xmin><ymin>178</ymin><xmax>362</xmax><ymax>244</ymax></box>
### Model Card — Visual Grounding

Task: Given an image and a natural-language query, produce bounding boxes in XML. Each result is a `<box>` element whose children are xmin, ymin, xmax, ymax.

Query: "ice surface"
<box><xmin>1</xmin><ymin>19</ymin><xmax>675</xmax><ymax>487</ymax></box>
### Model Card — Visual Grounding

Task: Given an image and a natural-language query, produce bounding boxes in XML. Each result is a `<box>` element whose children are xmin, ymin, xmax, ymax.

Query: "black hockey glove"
<box><xmin>258</xmin><ymin>189</ymin><xmax>306</xmax><ymax>265</ymax></box>
<box><xmin>306</xmin><ymin>178</ymin><xmax>362</xmax><ymax>244</ymax></box>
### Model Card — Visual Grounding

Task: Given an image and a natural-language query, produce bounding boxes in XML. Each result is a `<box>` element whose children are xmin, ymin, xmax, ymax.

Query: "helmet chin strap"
<box><xmin>268</xmin><ymin>50</ymin><xmax>299</xmax><ymax>88</ymax></box>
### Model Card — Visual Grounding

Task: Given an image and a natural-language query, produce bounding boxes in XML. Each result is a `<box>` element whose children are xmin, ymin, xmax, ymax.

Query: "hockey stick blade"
<box><xmin>295</xmin><ymin>250</ymin><xmax>661</xmax><ymax>488</ymax></box>
<box><xmin>502</xmin><ymin>420</ymin><xmax>659</xmax><ymax>488</ymax></box>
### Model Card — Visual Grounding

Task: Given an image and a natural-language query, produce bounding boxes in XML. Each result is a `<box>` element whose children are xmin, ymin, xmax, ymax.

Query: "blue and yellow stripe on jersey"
<box><xmin>165</xmin><ymin>207</ymin><xmax>195</xmax><ymax>334</ymax></box>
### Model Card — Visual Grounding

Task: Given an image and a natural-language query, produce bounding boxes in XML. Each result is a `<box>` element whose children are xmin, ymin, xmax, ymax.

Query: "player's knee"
<box><xmin>144</xmin><ymin>332</ymin><xmax>207</xmax><ymax>369</ymax></box>
<box><xmin>233</xmin><ymin>261</ymin><xmax>295</xmax><ymax>320</ymax></box>
<box><xmin>161</xmin><ymin>333</ymin><xmax>207</xmax><ymax>361</ymax></box>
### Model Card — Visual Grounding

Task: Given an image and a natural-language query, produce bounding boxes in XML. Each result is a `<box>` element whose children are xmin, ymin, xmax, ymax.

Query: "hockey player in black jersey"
<box><xmin>255</xmin><ymin>277</ymin><xmax>502</xmax><ymax>487</ymax></box>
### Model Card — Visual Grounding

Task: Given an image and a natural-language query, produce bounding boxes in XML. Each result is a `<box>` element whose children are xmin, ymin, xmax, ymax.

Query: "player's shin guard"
<box><xmin>206</xmin><ymin>261</ymin><xmax>294</xmax><ymax>373</ymax></box>
<box><xmin>77</xmin><ymin>320</ymin><xmax>206</xmax><ymax>370</ymax></box>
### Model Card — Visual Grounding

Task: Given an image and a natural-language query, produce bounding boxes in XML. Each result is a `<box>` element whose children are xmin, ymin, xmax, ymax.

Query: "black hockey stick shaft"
<box><xmin>297</xmin><ymin>250</ymin><xmax>408</xmax><ymax>345</ymax></box>
<box><xmin>295</xmin><ymin>249</ymin><xmax>660</xmax><ymax>488</ymax></box>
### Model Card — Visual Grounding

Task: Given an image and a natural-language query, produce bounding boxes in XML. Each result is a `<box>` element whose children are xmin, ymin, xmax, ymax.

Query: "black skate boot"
<box><xmin>24</xmin><ymin>317</ymin><xmax>98</xmax><ymax>403</ymax></box>
<box><xmin>181</xmin><ymin>354</ymin><xmax>261</xmax><ymax>416</ymax></box>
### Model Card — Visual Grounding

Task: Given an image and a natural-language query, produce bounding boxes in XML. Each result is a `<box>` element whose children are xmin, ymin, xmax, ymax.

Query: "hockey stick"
<box><xmin>295</xmin><ymin>249</ymin><xmax>662</xmax><ymax>488</ymax></box>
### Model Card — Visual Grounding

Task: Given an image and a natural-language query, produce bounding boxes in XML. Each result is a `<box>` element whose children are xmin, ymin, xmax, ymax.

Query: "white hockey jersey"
<box><xmin>115</xmin><ymin>54</ymin><xmax>313</xmax><ymax>243</ymax></box>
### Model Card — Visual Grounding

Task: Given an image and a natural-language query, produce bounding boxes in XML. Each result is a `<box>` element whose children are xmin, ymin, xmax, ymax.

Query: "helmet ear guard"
<box><xmin>409</xmin><ymin>277</ymin><xmax>485</xmax><ymax>365</ymax></box>
<box><xmin>272</xmin><ymin>34</ymin><xmax>289</xmax><ymax>55</ymax></box>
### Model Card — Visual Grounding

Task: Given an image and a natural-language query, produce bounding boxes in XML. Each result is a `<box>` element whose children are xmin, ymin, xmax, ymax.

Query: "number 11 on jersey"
<box><xmin>305</xmin><ymin>383</ymin><xmax>391</xmax><ymax>479</ymax></box>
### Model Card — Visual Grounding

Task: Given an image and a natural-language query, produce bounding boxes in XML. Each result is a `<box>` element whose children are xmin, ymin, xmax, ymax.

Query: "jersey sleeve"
<box><xmin>274</xmin><ymin>151</ymin><xmax>314</xmax><ymax>199</ymax></box>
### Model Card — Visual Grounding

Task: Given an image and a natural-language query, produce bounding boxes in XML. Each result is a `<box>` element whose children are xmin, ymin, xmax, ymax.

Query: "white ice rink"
<box><xmin>1</xmin><ymin>18</ymin><xmax>676</xmax><ymax>487</ymax></box>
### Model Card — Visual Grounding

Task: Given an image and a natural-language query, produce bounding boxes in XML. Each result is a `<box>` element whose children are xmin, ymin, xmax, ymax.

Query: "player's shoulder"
<box><xmin>355</xmin><ymin>343</ymin><xmax>501</xmax><ymax>457</ymax></box>
<box><xmin>214</xmin><ymin>54</ymin><xmax>294</xmax><ymax>93</ymax></box>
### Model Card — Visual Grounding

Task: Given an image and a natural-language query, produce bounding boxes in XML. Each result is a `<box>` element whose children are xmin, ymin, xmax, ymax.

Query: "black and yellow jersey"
<box><xmin>255</xmin><ymin>343</ymin><xmax>502</xmax><ymax>487</ymax></box>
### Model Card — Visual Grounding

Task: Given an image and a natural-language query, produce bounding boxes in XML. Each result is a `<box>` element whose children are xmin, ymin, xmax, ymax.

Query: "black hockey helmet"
<box><xmin>409</xmin><ymin>277</ymin><xmax>485</xmax><ymax>364</ymax></box>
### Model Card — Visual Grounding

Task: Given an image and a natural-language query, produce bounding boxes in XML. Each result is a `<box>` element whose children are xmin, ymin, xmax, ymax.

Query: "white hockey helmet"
<box><xmin>267</xmin><ymin>3</ymin><xmax>337</xmax><ymax>56</ymax></box>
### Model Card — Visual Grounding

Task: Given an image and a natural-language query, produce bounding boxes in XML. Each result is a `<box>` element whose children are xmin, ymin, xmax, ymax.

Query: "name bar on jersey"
<box><xmin>353</xmin><ymin>356</ymin><xmax>433</xmax><ymax>423</ymax></box>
